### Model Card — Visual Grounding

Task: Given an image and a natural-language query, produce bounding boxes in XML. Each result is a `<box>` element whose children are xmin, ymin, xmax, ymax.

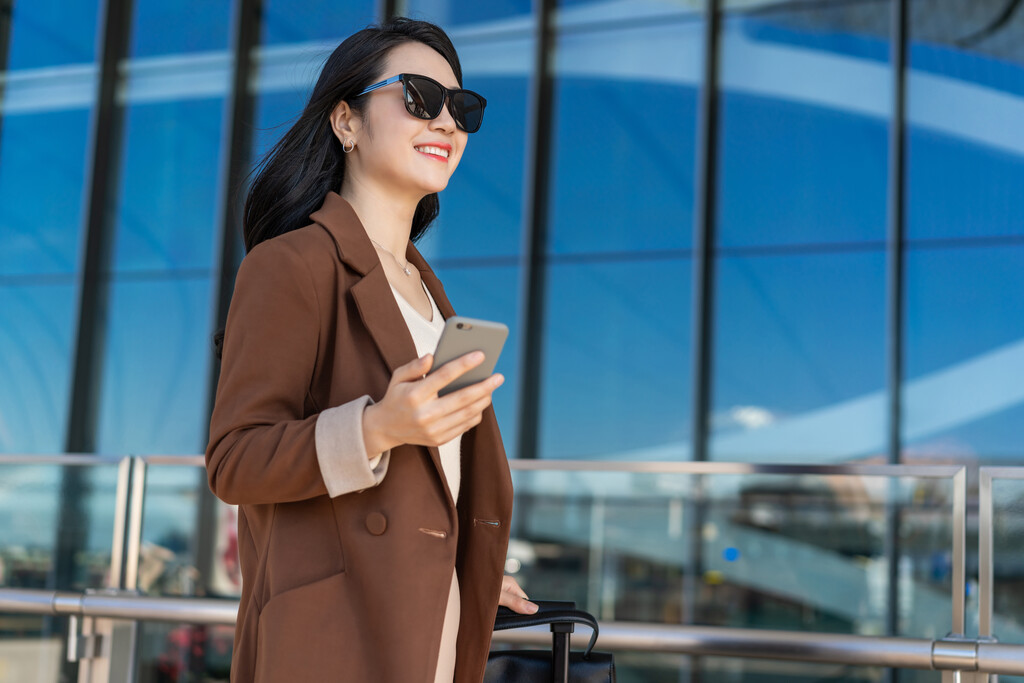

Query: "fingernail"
<box><xmin>528</xmin><ymin>602</ymin><xmax>539</xmax><ymax>613</ymax></box>
<box><xmin>471</xmin><ymin>351</ymin><xmax>485</xmax><ymax>362</ymax></box>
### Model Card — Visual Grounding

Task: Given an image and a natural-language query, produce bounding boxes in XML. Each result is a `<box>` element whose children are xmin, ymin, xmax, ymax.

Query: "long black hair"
<box><xmin>243</xmin><ymin>17</ymin><xmax>464</xmax><ymax>253</ymax></box>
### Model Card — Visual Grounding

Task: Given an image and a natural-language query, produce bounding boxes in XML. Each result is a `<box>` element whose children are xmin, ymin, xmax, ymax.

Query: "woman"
<box><xmin>206</xmin><ymin>17</ymin><xmax>535</xmax><ymax>683</ymax></box>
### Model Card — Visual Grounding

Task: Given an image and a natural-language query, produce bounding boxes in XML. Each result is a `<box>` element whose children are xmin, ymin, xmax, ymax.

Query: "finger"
<box><xmin>503</xmin><ymin>576</ymin><xmax>529</xmax><ymax>599</ymax></box>
<box><xmin>428</xmin><ymin>395</ymin><xmax>492</xmax><ymax>440</ymax></box>
<box><xmin>392</xmin><ymin>354</ymin><xmax>434</xmax><ymax>385</ymax></box>
<box><xmin>498</xmin><ymin>591</ymin><xmax>538</xmax><ymax>614</ymax></box>
<box><xmin>420</xmin><ymin>351</ymin><xmax>485</xmax><ymax>394</ymax></box>
<box><xmin>434</xmin><ymin>373</ymin><xmax>503</xmax><ymax>411</ymax></box>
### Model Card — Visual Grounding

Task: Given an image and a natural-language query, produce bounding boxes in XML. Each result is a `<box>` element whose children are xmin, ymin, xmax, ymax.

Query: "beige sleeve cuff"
<box><xmin>314</xmin><ymin>395</ymin><xmax>390</xmax><ymax>497</ymax></box>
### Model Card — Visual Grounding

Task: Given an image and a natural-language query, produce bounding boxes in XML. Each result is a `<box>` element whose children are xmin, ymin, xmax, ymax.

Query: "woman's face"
<box><xmin>341</xmin><ymin>41</ymin><xmax>469</xmax><ymax>203</ymax></box>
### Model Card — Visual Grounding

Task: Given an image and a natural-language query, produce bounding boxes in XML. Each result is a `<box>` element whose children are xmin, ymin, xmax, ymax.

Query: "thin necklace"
<box><xmin>369</xmin><ymin>237</ymin><xmax>412</xmax><ymax>276</ymax></box>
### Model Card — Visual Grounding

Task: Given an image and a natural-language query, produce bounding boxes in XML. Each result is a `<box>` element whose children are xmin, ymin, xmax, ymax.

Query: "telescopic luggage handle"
<box><xmin>493</xmin><ymin>601</ymin><xmax>600</xmax><ymax>658</ymax></box>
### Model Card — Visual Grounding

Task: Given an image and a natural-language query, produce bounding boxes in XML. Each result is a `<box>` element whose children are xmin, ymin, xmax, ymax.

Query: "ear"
<box><xmin>329</xmin><ymin>100</ymin><xmax>361</xmax><ymax>146</ymax></box>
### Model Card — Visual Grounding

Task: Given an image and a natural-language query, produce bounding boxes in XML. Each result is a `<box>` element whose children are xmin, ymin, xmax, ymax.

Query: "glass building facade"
<box><xmin>2</xmin><ymin>0</ymin><xmax>1024</xmax><ymax>681</ymax></box>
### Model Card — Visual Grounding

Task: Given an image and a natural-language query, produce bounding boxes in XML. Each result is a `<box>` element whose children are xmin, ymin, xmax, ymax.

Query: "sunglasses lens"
<box><xmin>404</xmin><ymin>77</ymin><xmax>444</xmax><ymax>120</ymax></box>
<box><xmin>451</xmin><ymin>91</ymin><xmax>485</xmax><ymax>133</ymax></box>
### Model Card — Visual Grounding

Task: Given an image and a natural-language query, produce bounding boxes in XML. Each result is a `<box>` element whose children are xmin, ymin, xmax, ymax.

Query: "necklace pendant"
<box><xmin>402</xmin><ymin>266</ymin><xmax>412</xmax><ymax>276</ymax></box>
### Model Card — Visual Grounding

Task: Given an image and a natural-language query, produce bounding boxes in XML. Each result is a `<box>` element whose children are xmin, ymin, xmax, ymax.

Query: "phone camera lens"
<box><xmin>457</xmin><ymin>323</ymin><xmax>464</xmax><ymax>329</ymax></box>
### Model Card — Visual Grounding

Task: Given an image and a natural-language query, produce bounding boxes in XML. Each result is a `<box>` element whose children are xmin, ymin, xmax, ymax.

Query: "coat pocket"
<box><xmin>255</xmin><ymin>571</ymin><xmax>364</xmax><ymax>682</ymax></box>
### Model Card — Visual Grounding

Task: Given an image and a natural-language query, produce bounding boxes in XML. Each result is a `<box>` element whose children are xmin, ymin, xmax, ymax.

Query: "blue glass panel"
<box><xmin>710</xmin><ymin>250</ymin><xmax>887</xmax><ymax>462</ymax></box>
<box><xmin>0</xmin><ymin>284</ymin><xmax>76</xmax><ymax>453</ymax></box>
<box><xmin>112</xmin><ymin>99</ymin><xmax>225</xmax><ymax>273</ymax></box>
<box><xmin>539</xmin><ymin>259</ymin><xmax>691</xmax><ymax>459</ymax></box>
<box><xmin>428</xmin><ymin>264</ymin><xmax>521</xmax><ymax>457</ymax></box>
<box><xmin>130</xmin><ymin>0</ymin><xmax>232</xmax><ymax>57</ymax></box>
<box><xmin>548</xmin><ymin>21</ymin><xmax>701</xmax><ymax>254</ymax></box>
<box><xmin>96</xmin><ymin>276</ymin><xmax>214</xmax><ymax>454</ymax></box>
<box><xmin>260</xmin><ymin>0</ymin><xmax>376</xmax><ymax>46</ymax></box>
<box><xmin>252</xmin><ymin>89</ymin><xmax>308</xmax><ymax>159</ymax></box>
<box><xmin>906</xmin><ymin>127</ymin><xmax>1024</xmax><ymax>240</ymax></box>
<box><xmin>903</xmin><ymin>245</ymin><xmax>1024</xmax><ymax>460</ymax></box>
<box><xmin>717</xmin><ymin>11</ymin><xmax>890</xmax><ymax>247</ymax></box>
<box><xmin>907</xmin><ymin>5</ymin><xmax>1024</xmax><ymax>240</ymax></box>
<box><xmin>405</xmin><ymin>0</ymin><xmax>531</xmax><ymax>26</ymax></box>
<box><xmin>5</xmin><ymin>0</ymin><xmax>99</xmax><ymax>69</ymax></box>
<box><xmin>416</xmin><ymin>72</ymin><xmax>528</xmax><ymax>259</ymax></box>
<box><xmin>0</xmin><ymin>109</ymin><xmax>91</xmax><ymax>276</ymax></box>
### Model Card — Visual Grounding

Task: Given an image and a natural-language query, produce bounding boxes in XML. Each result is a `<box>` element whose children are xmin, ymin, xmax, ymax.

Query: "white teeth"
<box><xmin>415</xmin><ymin>145</ymin><xmax>449</xmax><ymax>158</ymax></box>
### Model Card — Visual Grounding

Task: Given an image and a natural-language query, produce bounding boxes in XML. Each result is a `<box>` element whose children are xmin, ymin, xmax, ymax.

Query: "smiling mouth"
<box><xmin>414</xmin><ymin>145</ymin><xmax>450</xmax><ymax>160</ymax></box>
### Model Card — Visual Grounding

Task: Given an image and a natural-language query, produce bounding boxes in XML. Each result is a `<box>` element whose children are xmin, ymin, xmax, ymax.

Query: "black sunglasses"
<box><xmin>356</xmin><ymin>73</ymin><xmax>487</xmax><ymax>133</ymax></box>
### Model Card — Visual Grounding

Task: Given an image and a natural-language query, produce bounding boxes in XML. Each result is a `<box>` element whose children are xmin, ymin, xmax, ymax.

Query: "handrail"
<box><xmin>2</xmin><ymin>588</ymin><xmax>1024</xmax><ymax>675</ymax></box>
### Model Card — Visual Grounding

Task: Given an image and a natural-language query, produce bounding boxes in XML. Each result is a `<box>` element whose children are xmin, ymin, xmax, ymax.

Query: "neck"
<box><xmin>340</xmin><ymin>176</ymin><xmax>420</xmax><ymax>256</ymax></box>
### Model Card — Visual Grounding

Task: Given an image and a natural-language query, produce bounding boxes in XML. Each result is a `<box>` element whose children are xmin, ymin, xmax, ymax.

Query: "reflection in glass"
<box><xmin>260</xmin><ymin>0</ymin><xmax>376</xmax><ymax>46</ymax></box>
<box><xmin>133</xmin><ymin>462</ymin><xmax>239</xmax><ymax>679</ymax></box>
<box><xmin>907</xmin><ymin>0</ymin><xmax>1024</xmax><ymax>240</ymax></box>
<box><xmin>5</xmin><ymin>0</ymin><xmax>99</xmax><ymax>69</ymax></box>
<box><xmin>111</xmin><ymin>99</ymin><xmax>225</xmax><ymax>274</ymax></box>
<box><xmin>548</xmin><ymin>20</ymin><xmax>701</xmax><ymax>254</ymax></box>
<box><xmin>0</xmin><ymin>285</ymin><xmax>76</xmax><ymax>453</ymax></box>
<box><xmin>0</xmin><ymin>110</ymin><xmax>92</xmax><ymax>276</ymax></box>
<box><xmin>710</xmin><ymin>252</ymin><xmax>886</xmax><ymax>462</ymax></box>
<box><xmin>508</xmin><ymin>468</ymin><xmax>953</xmax><ymax>653</ymax></box>
<box><xmin>429</xmin><ymin>265</ymin><xmax>521</xmax><ymax>457</ymax></box>
<box><xmin>539</xmin><ymin>260</ymin><xmax>691</xmax><ymax>460</ymax></box>
<box><xmin>903</xmin><ymin>245</ymin><xmax>1024</xmax><ymax>461</ymax></box>
<box><xmin>717</xmin><ymin>6</ymin><xmax>890</xmax><ymax>247</ymax></box>
<box><xmin>129</xmin><ymin>0</ymin><xmax>231</xmax><ymax>58</ymax></box>
<box><xmin>404</xmin><ymin>0</ymin><xmax>532</xmax><ymax>27</ymax></box>
<box><xmin>0</xmin><ymin>464</ymin><xmax>118</xmax><ymax>590</ymax></box>
<box><xmin>416</xmin><ymin>72</ymin><xmax>529</xmax><ymax>259</ymax></box>
<box><xmin>97</xmin><ymin>277</ymin><xmax>214</xmax><ymax>455</ymax></box>
<box><xmin>991</xmin><ymin>479</ymin><xmax>1024</xmax><ymax>651</ymax></box>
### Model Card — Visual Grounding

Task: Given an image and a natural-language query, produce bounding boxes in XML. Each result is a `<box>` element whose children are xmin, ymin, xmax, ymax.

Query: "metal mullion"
<box><xmin>683</xmin><ymin>5</ymin><xmax>721</xmax><ymax>681</ymax></box>
<box><xmin>514</xmin><ymin>0</ymin><xmax>555</xmax><ymax>461</ymax></box>
<box><xmin>884</xmin><ymin>4</ymin><xmax>908</xmax><ymax>681</ymax></box>
<box><xmin>198</xmin><ymin>0</ymin><xmax>262</xmax><ymax>599</ymax></box>
<box><xmin>54</xmin><ymin>1</ymin><xmax>133</xmax><ymax>680</ymax></box>
<box><xmin>379</xmin><ymin>0</ymin><xmax>399</xmax><ymax>21</ymax></box>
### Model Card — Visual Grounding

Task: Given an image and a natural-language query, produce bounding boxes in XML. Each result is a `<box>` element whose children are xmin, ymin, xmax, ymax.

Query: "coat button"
<box><xmin>365</xmin><ymin>512</ymin><xmax>387</xmax><ymax>536</ymax></box>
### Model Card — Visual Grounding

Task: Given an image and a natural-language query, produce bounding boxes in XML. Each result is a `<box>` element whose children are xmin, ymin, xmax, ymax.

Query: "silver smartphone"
<box><xmin>429</xmin><ymin>316</ymin><xmax>509</xmax><ymax>396</ymax></box>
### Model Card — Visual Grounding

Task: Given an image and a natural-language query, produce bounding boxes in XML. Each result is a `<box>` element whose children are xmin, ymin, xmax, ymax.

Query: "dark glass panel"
<box><xmin>111</xmin><ymin>98</ymin><xmax>225</xmax><ymax>273</ymax></box>
<box><xmin>538</xmin><ymin>259</ymin><xmax>691</xmax><ymax>460</ymax></box>
<box><xmin>429</xmin><ymin>264</ymin><xmax>521</xmax><ymax>457</ymax></box>
<box><xmin>5</xmin><ymin>0</ymin><xmax>99</xmax><ymax>69</ymax></box>
<box><xmin>548</xmin><ymin>21</ymin><xmax>701</xmax><ymax>254</ymax></box>
<box><xmin>96</xmin><ymin>276</ymin><xmax>214</xmax><ymax>455</ymax></box>
<box><xmin>0</xmin><ymin>109</ymin><xmax>91</xmax><ymax>276</ymax></box>
<box><xmin>710</xmin><ymin>251</ymin><xmax>886</xmax><ymax>462</ymax></box>
<box><xmin>260</xmin><ymin>0</ymin><xmax>376</xmax><ymax>46</ymax></box>
<box><xmin>129</xmin><ymin>0</ymin><xmax>232</xmax><ymax>57</ymax></box>
<box><xmin>907</xmin><ymin>0</ymin><xmax>1024</xmax><ymax>240</ymax></box>
<box><xmin>717</xmin><ymin>7</ymin><xmax>890</xmax><ymax>248</ymax></box>
<box><xmin>0</xmin><ymin>284</ymin><xmax>76</xmax><ymax>453</ymax></box>
<box><xmin>903</xmin><ymin>244</ymin><xmax>1024</xmax><ymax>461</ymax></box>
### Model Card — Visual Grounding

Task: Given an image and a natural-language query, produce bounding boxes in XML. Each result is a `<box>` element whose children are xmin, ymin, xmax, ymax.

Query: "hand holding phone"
<box><xmin>428</xmin><ymin>316</ymin><xmax>508</xmax><ymax>396</ymax></box>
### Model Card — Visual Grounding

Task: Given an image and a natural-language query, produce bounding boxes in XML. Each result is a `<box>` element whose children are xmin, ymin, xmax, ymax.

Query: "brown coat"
<box><xmin>206</xmin><ymin>192</ymin><xmax>513</xmax><ymax>682</ymax></box>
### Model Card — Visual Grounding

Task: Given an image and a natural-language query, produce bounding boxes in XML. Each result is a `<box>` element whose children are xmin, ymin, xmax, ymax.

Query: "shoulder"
<box><xmin>241</xmin><ymin>223</ymin><xmax>338</xmax><ymax>283</ymax></box>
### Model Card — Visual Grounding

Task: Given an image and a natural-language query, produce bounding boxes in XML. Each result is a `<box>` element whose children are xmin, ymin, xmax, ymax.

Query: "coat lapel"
<box><xmin>309</xmin><ymin>192</ymin><xmax>455</xmax><ymax>509</ymax></box>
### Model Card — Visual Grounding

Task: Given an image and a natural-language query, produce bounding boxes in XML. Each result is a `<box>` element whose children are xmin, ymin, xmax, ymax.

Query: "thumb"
<box><xmin>391</xmin><ymin>354</ymin><xmax>433</xmax><ymax>385</ymax></box>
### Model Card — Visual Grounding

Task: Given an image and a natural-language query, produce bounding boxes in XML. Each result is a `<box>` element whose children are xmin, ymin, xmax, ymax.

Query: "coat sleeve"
<box><xmin>205</xmin><ymin>239</ymin><xmax>389</xmax><ymax>505</ymax></box>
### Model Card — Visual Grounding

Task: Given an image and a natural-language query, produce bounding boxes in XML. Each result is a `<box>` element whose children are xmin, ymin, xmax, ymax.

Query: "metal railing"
<box><xmin>3</xmin><ymin>587</ymin><xmax>1024</xmax><ymax>675</ymax></box>
<box><xmin>2</xmin><ymin>455</ymin><xmax>1023</xmax><ymax>682</ymax></box>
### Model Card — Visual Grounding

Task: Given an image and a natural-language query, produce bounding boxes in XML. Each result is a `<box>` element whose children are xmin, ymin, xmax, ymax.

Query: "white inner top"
<box><xmin>390</xmin><ymin>283</ymin><xmax>461</xmax><ymax>683</ymax></box>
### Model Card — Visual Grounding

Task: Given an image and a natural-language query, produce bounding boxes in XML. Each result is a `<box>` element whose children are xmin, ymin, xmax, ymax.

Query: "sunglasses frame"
<box><xmin>356</xmin><ymin>73</ymin><xmax>487</xmax><ymax>133</ymax></box>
